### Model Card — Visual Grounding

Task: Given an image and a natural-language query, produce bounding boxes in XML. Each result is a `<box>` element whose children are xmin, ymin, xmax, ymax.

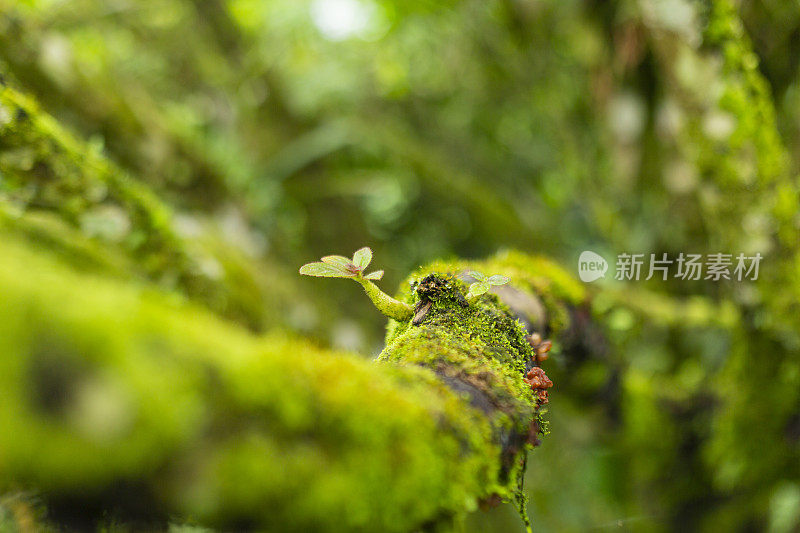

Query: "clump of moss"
<box><xmin>378</xmin><ymin>267</ymin><xmax>556</xmax><ymax>522</ymax></box>
<box><xmin>387</xmin><ymin>251</ymin><xmax>585</xmax><ymax>341</ymax></box>
<box><xmin>369</xmin><ymin>251</ymin><xmax>585</xmax><ymax>527</ymax></box>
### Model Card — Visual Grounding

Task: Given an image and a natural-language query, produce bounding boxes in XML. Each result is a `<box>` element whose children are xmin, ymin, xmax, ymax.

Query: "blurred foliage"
<box><xmin>2</xmin><ymin>0</ymin><xmax>800</xmax><ymax>530</ymax></box>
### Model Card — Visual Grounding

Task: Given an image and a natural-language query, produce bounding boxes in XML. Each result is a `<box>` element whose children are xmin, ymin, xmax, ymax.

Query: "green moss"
<box><xmin>387</xmin><ymin>251</ymin><xmax>584</xmax><ymax>342</ymax></box>
<box><xmin>0</xmin><ymin>203</ymin><xmax>135</xmax><ymax>277</ymax></box>
<box><xmin>645</xmin><ymin>0</ymin><xmax>790</xmax><ymax>254</ymax></box>
<box><xmin>376</xmin><ymin>251</ymin><xmax>580</xmax><ymax>518</ymax></box>
<box><xmin>0</xmin><ymin>85</ymin><xmax>297</xmax><ymax>331</ymax></box>
<box><xmin>0</xmin><ymin>232</ymin><xmax>525</xmax><ymax>532</ymax></box>
<box><xmin>704</xmin><ymin>0</ymin><xmax>788</xmax><ymax>187</ymax></box>
<box><xmin>0</xmin><ymin>86</ymin><xmax>583</xmax><ymax>527</ymax></box>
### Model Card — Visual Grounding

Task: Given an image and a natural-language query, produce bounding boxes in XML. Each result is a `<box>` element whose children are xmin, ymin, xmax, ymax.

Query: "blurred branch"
<box><xmin>0</xmin><ymin>5</ymin><xmax>235</xmax><ymax>206</ymax></box>
<box><xmin>0</xmin><ymin>84</ymin><xmax>297</xmax><ymax>330</ymax></box>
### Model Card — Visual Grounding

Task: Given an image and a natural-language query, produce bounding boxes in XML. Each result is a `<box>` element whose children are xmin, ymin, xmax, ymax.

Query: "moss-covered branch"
<box><xmin>0</xmin><ymin>83</ymin><xmax>589</xmax><ymax>531</ymax></box>
<box><xmin>0</xmin><ymin>223</ymin><xmax>588</xmax><ymax>531</ymax></box>
<box><xmin>0</xmin><ymin>84</ymin><xmax>306</xmax><ymax>331</ymax></box>
<box><xmin>0</xmin><ymin>3</ymin><xmax>241</xmax><ymax>206</ymax></box>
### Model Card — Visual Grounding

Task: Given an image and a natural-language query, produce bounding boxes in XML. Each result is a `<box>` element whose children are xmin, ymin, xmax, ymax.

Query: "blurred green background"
<box><xmin>1</xmin><ymin>0</ymin><xmax>800</xmax><ymax>531</ymax></box>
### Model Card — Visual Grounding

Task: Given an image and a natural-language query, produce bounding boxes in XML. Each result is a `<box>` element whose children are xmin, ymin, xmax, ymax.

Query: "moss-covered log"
<box><xmin>0</xmin><ymin>221</ymin><xmax>588</xmax><ymax>531</ymax></box>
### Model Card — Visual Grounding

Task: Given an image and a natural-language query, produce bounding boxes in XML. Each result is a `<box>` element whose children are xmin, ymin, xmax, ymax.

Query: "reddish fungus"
<box><xmin>526</xmin><ymin>333</ymin><xmax>553</xmax><ymax>362</ymax></box>
<box><xmin>524</xmin><ymin>366</ymin><xmax>553</xmax><ymax>406</ymax></box>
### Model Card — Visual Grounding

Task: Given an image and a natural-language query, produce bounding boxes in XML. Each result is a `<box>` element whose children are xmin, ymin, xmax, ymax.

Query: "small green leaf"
<box><xmin>352</xmin><ymin>247</ymin><xmax>372</xmax><ymax>270</ymax></box>
<box><xmin>322</xmin><ymin>255</ymin><xmax>355</xmax><ymax>270</ymax></box>
<box><xmin>300</xmin><ymin>262</ymin><xmax>355</xmax><ymax>277</ymax></box>
<box><xmin>363</xmin><ymin>270</ymin><xmax>384</xmax><ymax>280</ymax></box>
<box><xmin>468</xmin><ymin>280</ymin><xmax>491</xmax><ymax>298</ymax></box>
<box><xmin>467</xmin><ymin>270</ymin><xmax>486</xmax><ymax>281</ymax></box>
<box><xmin>488</xmin><ymin>274</ymin><xmax>509</xmax><ymax>285</ymax></box>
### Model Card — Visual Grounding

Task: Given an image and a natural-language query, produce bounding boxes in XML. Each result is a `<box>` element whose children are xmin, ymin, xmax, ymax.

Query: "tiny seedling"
<box><xmin>300</xmin><ymin>250</ymin><xmax>512</xmax><ymax>321</ymax></box>
<box><xmin>466</xmin><ymin>271</ymin><xmax>509</xmax><ymax>300</ymax></box>
<box><xmin>300</xmin><ymin>247</ymin><xmax>413</xmax><ymax>322</ymax></box>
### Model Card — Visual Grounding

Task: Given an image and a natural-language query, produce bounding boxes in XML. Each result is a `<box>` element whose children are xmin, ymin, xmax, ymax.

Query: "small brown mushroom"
<box><xmin>523</xmin><ymin>367</ymin><xmax>553</xmax><ymax>406</ymax></box>
<box><xmin>526</xmin><ymin>333</ymin><xmax>553</xmax><ymax>363</ymax></box>
<box><xmin>524</xmin><ymin>367</ymin><xmax>553</xmax><ymax>389</ymax></box>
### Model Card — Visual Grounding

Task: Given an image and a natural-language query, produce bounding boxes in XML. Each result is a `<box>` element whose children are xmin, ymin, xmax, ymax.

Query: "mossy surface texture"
<box><xmin>0</xmin><ymin>75</ymin><xmax>594</xmax><ymax>532</ymax></box>
<box><xmin>378</xmin><ymin>252</ymin><xmax>585</xmax><ymax>524</ymax></box>
<box><xmin>0</xmin><ymin>224</ymin><xmax>585</xmax><ymax>531</ymax></box>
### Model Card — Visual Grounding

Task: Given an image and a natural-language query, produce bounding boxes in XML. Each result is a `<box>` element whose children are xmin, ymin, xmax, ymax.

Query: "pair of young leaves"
<box><xmin>299</xmin><ymin>246</ymin><xmax>509</xmax><ymax>299</ymax></box>
<box><xmin>465</xmin><ymin>270</ymin><xmax>509</xmax><ymax>298</ymax></box>
<box><xmin>299</xmin><ymin>247</ymin><xmax>384</xmax><ymax>280</ymax></box>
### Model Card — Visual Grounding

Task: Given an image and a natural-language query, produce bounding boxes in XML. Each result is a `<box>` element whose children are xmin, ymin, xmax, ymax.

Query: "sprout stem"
<box><xmin>355</xmin><ymin>278</ymin><xmax>413</xmax><ymax>322</ymax></box>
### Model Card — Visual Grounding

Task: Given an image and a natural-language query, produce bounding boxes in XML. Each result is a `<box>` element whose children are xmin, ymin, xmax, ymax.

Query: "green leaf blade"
<box><xmin>321</xmin><ymin>255</ymin><xmax>355</xmax><ymax>270</ymax></box>
<box><xmin>488</xmin><ymin>274</ymin><xmax>509</xmax><ymax>285</ymax></box>
<box><xmin>299</xmin><ymin>262</ymin><xmax>355</xmax><ymax>278</ymax></box>
<box><xmin>468</xmin><ymin>281</ymin><xmax>491</xmax><ymax>298</ymax></box>
<box><xmin>363</xmin><ymin>270</ymin><xmax>384</xmax><ymax>280</ymax></box>
<box><xmin>352</xmin><ymin>247</ymin><xmax>372</xmax><ymax>270</ymax></box>
<box><xmin>467</xmin><ymin>270</ymin><xmax>486</xmax><ymax>281</ymax></box>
